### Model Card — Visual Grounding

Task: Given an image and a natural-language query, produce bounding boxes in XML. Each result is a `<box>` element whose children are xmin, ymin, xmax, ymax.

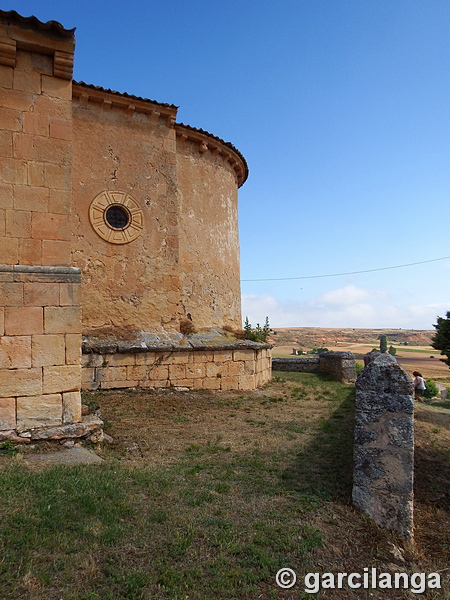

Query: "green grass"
<box><xmin>395</xmin><ymin>347</ymin><xmax>439</xmax><ymax>354</ymax></box>
<box><xmin>0</xmin><ymin>459</ymin><xmax>324</xmax><ymax>599</ymax></box>
<box><xmin>0</xmin><ymin>373</ymin><xmax>357</xmax><ymax>600</ymax></box>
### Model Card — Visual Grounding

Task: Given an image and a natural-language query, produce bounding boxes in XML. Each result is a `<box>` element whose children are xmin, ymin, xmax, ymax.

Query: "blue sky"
<box><xmin>8</xmin><ymin>0</ymin><xmax>450</xmax><ymax>330</ymax></box>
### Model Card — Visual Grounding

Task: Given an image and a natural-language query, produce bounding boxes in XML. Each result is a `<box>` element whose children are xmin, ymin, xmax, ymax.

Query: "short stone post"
<box><xmin>353</xmin><ymin>353</ymin><xmax>414</xmax><ymax>540</ymax></box>
<box><xmin>319</xmin><ymin>351</ymin><xmax>357</xmax><ymax>383</ymax></box>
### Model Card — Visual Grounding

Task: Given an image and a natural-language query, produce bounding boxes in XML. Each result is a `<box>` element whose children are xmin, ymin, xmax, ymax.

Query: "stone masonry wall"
<box><xmin>353</xmin><ymin>353</ymin><xmax>414</xmax><ymax>540</ymax></box>
<box><xmin>0</xmin><ymin>15</ymin><xmax>82</xmax><ymax>436</ymax></box>
<box><xmin>272</xmin><ymin>352</ymin><xmax>356</xmax><ymax>383</ymax></box>
<box><xmin>0</xmin><ymin>25</ymin><xmax>74</xmax><ymax>267</ymax></box>
<box><xmin>177</xmin><ymin>143</ymin><xmax>242</xmax><ymax>330</ymax></box>
<box><xmin>71</xmin><ymin>90</ymin><xmax>183</xmax><ymax>333</ymax></box>
<box><xmin>318</xmin><ymin>351</ymin><xmax>357</xmax><ymax>383</ymax></box>
<box><xmin>82</xmin><ymin>346</ymin><xmax>271</xmax><ymax>392</ymax></box>
<box><xmin>272</xmin><ymin>356</ymin><xmax>320</xmax><ymax>373</ymax></box>
<box><xmin>0</xmin><ymin>265</ymin><xmax>82</xmax><ymax>434</ymax></box>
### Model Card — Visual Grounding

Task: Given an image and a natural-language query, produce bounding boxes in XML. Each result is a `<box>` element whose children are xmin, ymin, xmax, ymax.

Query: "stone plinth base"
<box><xmin>0</xmin><ymin>265</ymin><xmax>82</xmax><ymax>433</ymax></box>
<box><xmin>81</xmin><ymin>330</ymin><xmax>272</xmax><ymax>391</ymax></box>
<box><xmin>0</xmin><ymin>414</ymin><xmax>103</xmax><ymax>443</ymax></box>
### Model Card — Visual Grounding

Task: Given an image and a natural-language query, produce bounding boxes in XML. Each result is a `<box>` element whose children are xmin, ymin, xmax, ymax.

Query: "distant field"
<box><xmin>270</xmin><ymin>328</ymin><xmax>449</xmax><ymax>381</ymax></box>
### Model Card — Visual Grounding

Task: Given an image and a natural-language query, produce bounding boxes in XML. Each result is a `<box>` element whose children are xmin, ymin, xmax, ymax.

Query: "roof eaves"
<box><xmin>175</xmin><ymin>122</ymin><xmax>249</xmax><ymax>186</ymax></box>
<box><xmin>0</xmin><ymin>9</ymin><xmax>75</xmax><ymax>38</ymax></box>
<box><xmin>73</xmin><ymin>81</ymin><xmax>178</xmax><ymax>111</ymax></box>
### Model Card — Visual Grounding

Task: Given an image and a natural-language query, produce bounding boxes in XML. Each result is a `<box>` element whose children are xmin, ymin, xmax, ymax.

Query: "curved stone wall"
<box><xmin>71</xmin><ymin>86</ymin><xmax>245</xmax><ymax>336</ymax></box>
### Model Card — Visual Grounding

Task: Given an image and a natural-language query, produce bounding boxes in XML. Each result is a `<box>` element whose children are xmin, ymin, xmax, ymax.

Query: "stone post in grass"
<box><xmin>353</xmin><ymin>353</ymin><xmax>414</xmax><ymax>540</ymax></box>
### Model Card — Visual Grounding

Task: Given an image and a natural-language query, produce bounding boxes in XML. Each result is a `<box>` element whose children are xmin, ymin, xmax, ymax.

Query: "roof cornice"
<box><xmin>175</xmin><ymin>123</ymin><xmax>248</xmax><ymax>187</ymax></box>
<box><xmin>72</xmin><ymin>81</ymin><xmax>178</xmax><ymax>125</ymax></box>
<box><xmin>0</xmin><ymin>10</ymin><xmax>75</xmax><ymax>39</ymax></box>
<box><xmin>72</xmin><ymin>82</ymin><xmax>248</xmax><ymax>186</ymax></box>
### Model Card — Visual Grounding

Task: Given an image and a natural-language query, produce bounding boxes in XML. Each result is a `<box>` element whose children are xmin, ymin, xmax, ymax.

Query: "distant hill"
<box><xmin>269</xmin><ymin>327</ymin><xmax>434</xmax><ymax>350</ymax></box>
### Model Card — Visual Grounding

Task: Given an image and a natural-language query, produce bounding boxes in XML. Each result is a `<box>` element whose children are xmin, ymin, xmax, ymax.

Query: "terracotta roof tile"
<box><xmin>73</xmin><ymin>81</ymin><xmax>178</xmax><ymax>110</ymax></box>
<box><xmin>176</xmin><ymin>122</ymin><xmax>249</xmax><ymax>183</ymax></box>
<box><xmin>0</xmin><ymin>9</ymin><xmax>75</xmax><ymax>37</ymax></box>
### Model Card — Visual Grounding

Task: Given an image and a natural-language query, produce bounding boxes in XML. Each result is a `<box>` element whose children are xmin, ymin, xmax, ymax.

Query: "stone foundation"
<box><xmin>0</xmin><ymin>265</ymin><xmax>82</xmax><ymax>435</ymax></box>
<box><xmin>82</xmin><ymin>332</ymin><xmax>271</xmax><ymax>391</ymax></box>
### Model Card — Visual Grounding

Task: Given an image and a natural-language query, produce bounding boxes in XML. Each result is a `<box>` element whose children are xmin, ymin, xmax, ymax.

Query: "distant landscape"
<box><xmin>269</xmin><ymin>327</ymin><xmax>450</xmax><ymax>381</ymax></box>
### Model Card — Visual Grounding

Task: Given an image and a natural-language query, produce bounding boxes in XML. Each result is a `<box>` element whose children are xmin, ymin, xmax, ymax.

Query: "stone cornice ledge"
<box><xmin>0</xmin><ymin>264</ymin><xmax>81</xmax><ymax>274</ymax></box>
<box><xmin>82</xmin><ymin>329</ymin><xmax>271</xmax><ymax>354</ymax></box>
<box><xmin>0</xmin><ymin>264</ymin><xmax>81</xmax><ymax>283</ymax></box>
<box><xmin>72</xmin><ymin>81</ymin><xmax>178</xmax><ymax>126</ymax></box>
<box><xmin>175</xmin><ymin>123</ymin><xmax>248</xmax><ymax>187</ymax></box>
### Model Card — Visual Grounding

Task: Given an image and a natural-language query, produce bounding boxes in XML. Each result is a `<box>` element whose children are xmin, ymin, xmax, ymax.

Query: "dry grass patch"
<box><xmin>0</xmin><ymin>372</ymin><xmax>448</xmax><ymax>599</ymax></box>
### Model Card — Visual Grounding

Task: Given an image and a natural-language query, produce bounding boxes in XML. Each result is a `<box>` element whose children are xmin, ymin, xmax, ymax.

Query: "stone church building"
<box><xmin>0</xmin><ymin>10</ymin><xmax>271</xmax><ymax>437</ymax></box>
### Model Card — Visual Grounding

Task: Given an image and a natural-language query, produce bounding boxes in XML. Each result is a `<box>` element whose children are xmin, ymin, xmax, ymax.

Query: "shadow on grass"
<box><xmin>426</xmin><ymin>400</ymin><xmax>450</xmax><ymax>411</ymax></box>
<box><xmin>280</xmin><ymin>387</ymin><xmax>356</xmax><ymax>503</ymax></box>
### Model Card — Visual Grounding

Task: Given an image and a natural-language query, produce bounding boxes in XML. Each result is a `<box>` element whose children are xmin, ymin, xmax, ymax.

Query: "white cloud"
<box><xmin>241</xmin><ymin>285</ymin><xmax>448</xmax><ymax>330</ymax></box>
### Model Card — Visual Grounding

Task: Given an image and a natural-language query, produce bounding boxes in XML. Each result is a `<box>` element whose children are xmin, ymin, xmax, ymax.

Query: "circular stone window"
<box><xmin>89</xmin><ymin>191</ymin><xmax>143</xmax><ymax>244</ymax></box>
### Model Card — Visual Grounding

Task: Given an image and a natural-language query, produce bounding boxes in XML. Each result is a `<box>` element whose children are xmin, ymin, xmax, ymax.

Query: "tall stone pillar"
<box><xmin>353</xmin><ymin>353</ymin><xmax>414</xmax><ymax>540</ymax></box>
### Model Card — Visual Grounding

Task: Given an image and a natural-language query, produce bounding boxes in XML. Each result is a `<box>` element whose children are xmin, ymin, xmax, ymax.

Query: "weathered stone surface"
<box><xmin>273</xmin><ymin>352</ymin><xmax>357</xmax><ymax>383</ymax></box>
<box><xmin>0</xmin><ymin>367</ymin><xmax>42</xmax><ymax>396</ymax></box>
<box><xmin>81</xmin><ymin>344</ymin><xmax>271</xmax><ymax>391</ymax></box>
<box><xmin>319</xmin><ymin>351</ymin><xmax>357</xmax><ymax>383</ymax></box>
<box><xmin>62</xmin><ymin>390</ymin><xmax>82</xmax><ymax>424</ymax></box>
<box><xmin>17</xmin><ymin>393</ymin><xmax>62</xmax><ymax>428</ymax></box>
<box><xmin>272</xmin><ymin>356</ymin><xmax>320</xmax><ymax>372</ymax></box>
<box><xmin>0</xmin><ymin>397</ymin><xmax>16</xmax><ymax>430</ymax></box>
<box><xmin>0</xmin><ymin>335</ymin><xmax>31</xmax><ymax>368</ymax></box>
<box><xmin>43</xmin><ymin>364</ymin><xmax>81</xmax><ymax>394</ymax></box>
<box><xmin>31</xmin><ymin>333</ymin><xmax>65</xmax><ymax>367</ymax></box>
<box><xmin>353</xmin><ymin>353</ymin><xmax>414</xmax><ymax>540</ymax></box>
<box><xmin>26</xmin><ymin>415</ymin><xmax>103</xmax><ymax>440</ymax></box>
<box><xmin>0</xmin><ymin>429</ymin><xmax>15</xmax><ymax>441</ymax></box>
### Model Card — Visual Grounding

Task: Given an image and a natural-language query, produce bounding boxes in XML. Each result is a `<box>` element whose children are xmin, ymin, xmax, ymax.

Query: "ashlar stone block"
<box><xmin>0</xmin><ymin>335</ymin><xmax>31</xmax><ymax>368</ymax></box>
<box><xmin>31</xmin><ymin>212</ymin><xmax>70</xmax><ymax>242</ymax></box>
<box><xmin>65</xmin><ymin>333</ymin><xmax>81</xmax><ymax>365</ymax></box>
<box><xmin>24</xmin><ymin>282</ymin><xmax>59</xmax><ymax>306</ymax></box>
<box><xmin>17</xmin><ymin>394</ymin><xmax>62</xmax><ymax>429</ymax></box>
<box><xmin>0</xmin><ymin>367</ymin><xmax>42</xmax><ymax>397</ymax></box>
<box><xmin>0</xmin><ymin>282</ymin><xmax>23</xmax><ymax>306</ymax></box>
<box><xmin>62</xmin><ymin>391</ymin><xmax>82</xmax><ymax>424</ymax></box>
<box><xmin>0</xmin><ymin>397</ymin><xmax>16</xmax><ymax>430</ymax></box>
<box><xmin>42</xmin><ymin>240</ymin><xmax>71</xmax><ymax>266</ymax></box>
<box><xmin>43</xmin><ymin>364</ymin><xmax>81</xmax><ymax>394</ymax></box>
<box><xmin>0</xmin><ymin>237</ymin><xmax>18</xmax><ymax>263</ymax></box>
<box><xmin>32</xmin><ymin>334</ymin><xmax>65</xmax><ymax>367</ymax></box>
<box><xmin>44</xmin><ymin>306</ymin><xmax>81</xmax><ymax>334</ymax></box>
<box><xmin>5</xmin><ymin>306</ymin><xmax>43</xmax><ymax>335</ymax></box>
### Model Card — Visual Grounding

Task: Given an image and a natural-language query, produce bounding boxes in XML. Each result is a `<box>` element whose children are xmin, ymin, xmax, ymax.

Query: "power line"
<box><xmin>241</xmin><ymin>255</ymin><xmax>450</xmax><ymax>282</ymax></box>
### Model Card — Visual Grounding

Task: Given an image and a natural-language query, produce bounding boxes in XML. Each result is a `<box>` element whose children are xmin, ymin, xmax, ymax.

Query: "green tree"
<box><xmin>432</xmin><ymin>311</ymin><xmax>450</xmax><ymax>367</ymax></box>
<box><xmin>379</xmin><ymin>334</ymin><xmax>387</xmax><ymax>353</ymax></box>
<box><xmin>388</xmin><ymin>345</ymin><xmax>397</xmax><ymax>356</ymax></box>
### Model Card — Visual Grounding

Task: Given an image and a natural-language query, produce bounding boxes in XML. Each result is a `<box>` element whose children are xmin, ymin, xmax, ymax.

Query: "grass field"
<box><xmin>0</xmin><ymin>373</ymin><xmax>449</xmax><ymax>599</ymax></box>
<box><xmin>273</xmin><ymin>343</ymin><xmax>450</xmax><ymax>381</ymax></box>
